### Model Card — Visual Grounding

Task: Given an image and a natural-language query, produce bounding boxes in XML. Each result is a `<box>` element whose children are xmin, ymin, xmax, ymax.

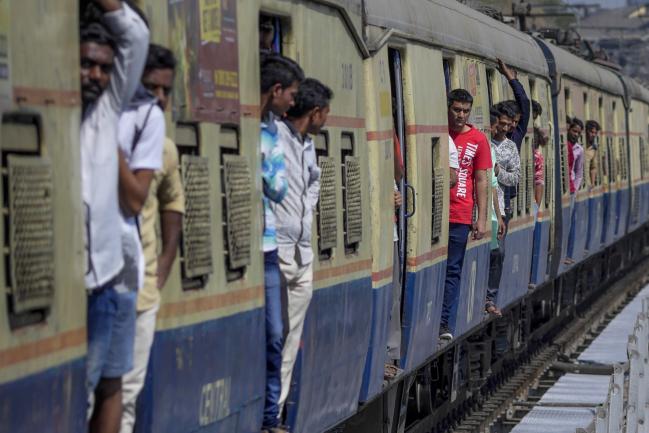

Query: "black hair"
<box><xmin>569</xmin><ymin>117</ymin><xmax>584</xmax><ymax>130</ymax></box>
<box><xmin>447</xmin><ymin>89</ymin><xmax>473</xmax><ymax>107</ymax></box>
<box><xmin>493</xmin><ymin>103</ymin><xmax>516</xmax><ymax>120</ymax></box>
<box><xmin>586</xmin><ymin>120</ymin><xmax>601</xmax><ymax>132</ymax></box>
<box><xmin>501</xmin><ymin>100</ymin><xmax>521</xmax><ymax>116</ymax></box>
<box><xmin>80</xmin><ymin>21</ymin><xmax>116</xmax><ymax>52</ymax></box>
<box><xmin>286</xmin><ymin>78</ymin><xmax>334</xmax><ymax>118</ymax></box>
<box><xmin>145</xmin><ymin>44</ymin><xmax>176</xmax><ymax>72</ymax></box>
<box><xmin>260</xmin><ymin>52</ymin><xmax>304</xmax><ymax>93</ymax></box>
<box><xmin>489</xmin><ymin>108</ymin><xmax>499</xmax><ymax>126</ymax></box>
<box><xmin>532</xmin><ymin>100</ymin><xmax>543</xmax><ymax>118</ymax></box>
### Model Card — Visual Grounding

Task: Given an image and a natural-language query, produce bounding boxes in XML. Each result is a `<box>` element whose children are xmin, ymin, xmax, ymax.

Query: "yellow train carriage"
<box><xmin>0</xmin><ymin>2</ymin><xmax>87</xmax><ymax>432</ymax></box>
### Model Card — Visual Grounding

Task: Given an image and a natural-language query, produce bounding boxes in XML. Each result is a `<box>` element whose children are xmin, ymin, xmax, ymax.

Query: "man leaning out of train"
<box><xmin>585</xmin><ymin>120</ymin><xmax>601</xmax><ymax>188</ymax></box>
<box><xmin>120</xmin><ymin>44</ymin><xmax>185</xmax><ymax>433</ymax></box>
<box><xmin>487</xmin><ymin>109</ymin><xmax>507</xmax><ymax>318</ymax></box>
<box><xmin>497</xmin><ymin>59</ymin><xmax>530</xmax><ymax>152</ymax></box>
<box><xmin>259</xmin><ymin>52</ymin><xmax>305</xmax><ymax>433</ymax></box>
<box><xmin>274</xmin><ymin>78</ymin><xmax>333</xmax><ymax>427</ymax></box>
<box><xmin>485</xmin><ymin>104</ymin><xmax>521</xmax><ymax>317</ymax></box>
<box><xmin>79</xmin><ymin>1</ymin><xmax>149</xmax><ymax>432</ymax></box>
<box><xmin>565</xmin><ymin>117</ymin><xmax>585</xmax><ymax>265</ymax></box>
<box><xmin>440</xmin><ymin>89</ymin><xmax>493</xmax><ymax>342</ymax></box>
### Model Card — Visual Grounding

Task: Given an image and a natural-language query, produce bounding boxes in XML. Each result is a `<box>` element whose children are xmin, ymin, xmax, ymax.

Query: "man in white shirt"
<box><xmin>79</xmin><ymin>1</ymin><xmax>149</xmax><ymax>432</ymax></box>
<box><xmin>119</xmin><ymin>44</ymin><xmax>178</xmax><ymax>433</ymax></box>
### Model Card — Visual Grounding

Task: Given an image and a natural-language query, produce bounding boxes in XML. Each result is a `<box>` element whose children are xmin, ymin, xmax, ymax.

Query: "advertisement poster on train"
<box><xmin>169</xmin><ymin>0</ymin><xmax>240</xmax><ymax>124</ymax></box>
<box><xmin>465</xmin><ymin>61</ymin><xmax>484</xmax><ymax>128</ymax></box>
<box><xmin>0</xmin><ymin>0</ymin><xmax>11</xmax><ymax>111</ymax></box>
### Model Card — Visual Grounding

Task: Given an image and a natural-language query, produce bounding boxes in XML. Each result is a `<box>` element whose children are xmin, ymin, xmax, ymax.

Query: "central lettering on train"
<box><xmin>455</xmin><ymin>142</ymin><xmax>479</xmax><ymax>198</ymax></box>
<box><xmin>199</xmin><ymin>377</ymin><xmax>231</xmax><ymax>426</ymax></box>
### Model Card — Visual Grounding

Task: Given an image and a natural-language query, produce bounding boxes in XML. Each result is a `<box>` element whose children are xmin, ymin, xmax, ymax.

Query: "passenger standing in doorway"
<box><xmin>120</xmin><ymin>44</ymin><xmax>185</xmax><ymax>433</ymax></box>
<box><xmin>585</xmin><ymin>120</ymin><xmax>601</xmax><ymax>187</ymax></box>
<box><xmin>485</xmin><ymin>105</ymin><xmax>520</xmax><ymax>315</ymax></box>
<box><xmin>498</xmin><ymin>59</ymin><xmax>530</xmax><ymax>152</ymax></box>
<box><xmin>386</xmin><ymin>132</ymin><xmax>404</xmax><ymax>379</ymax></box>
<box><xmin>487</xmin><ymin>109</ymin><xmax>507</xmax><ymax>317</ymax></box>
<box><xmin>79</xmin><ymin>2</ymin><xmax>149</xmax><ymax>433</ymax></box>
<box><xmin>259</xmin><ymin>53</ymin><xmax>304</xmax><ymax>433</ymax></box>
<box><xmin>440</xmin><ymin>89</ymin><xmax>492</xmax><ymax>341</ymax></box>
<box><xmin>532</xmin><ymin>101</ymin><xmax>548</xmax><ymax>211</ymax></box>
<box><xmin>274</xmin><ymin>79</ymin><xmax>332</xmax><ymax>428</ymax></box>
<box><xmin>565</xmin><ymin>117</ymin><xmax>584</xmax><ymax>264</ymax></box>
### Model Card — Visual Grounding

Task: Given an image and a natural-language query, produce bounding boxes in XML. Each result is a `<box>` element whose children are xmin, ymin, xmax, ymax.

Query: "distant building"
<box><xmin>576</xmin><ymin>4</ymin><xmax>649</xmax><ymax>85</ymax></box>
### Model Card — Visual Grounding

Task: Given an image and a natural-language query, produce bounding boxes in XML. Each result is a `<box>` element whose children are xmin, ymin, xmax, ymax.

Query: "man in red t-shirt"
<box><xmin>440</xmin><ymin>89</ymin><xmax>492</xmax><ymax>341</ymax></box>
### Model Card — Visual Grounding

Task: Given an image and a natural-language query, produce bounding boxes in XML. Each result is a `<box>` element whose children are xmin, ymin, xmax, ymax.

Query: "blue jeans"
<box><xmin>86</xmin><ymin>286</ymin><xmax>137</xmax><ymax>396</ymax></box>
<box><xmin>441</xmin><ymin>223</ymin><xmax>471</xmax><ymax>333</ymax></box>
<box><xmin>567</xmin><ymin>194</ymin><xmax>576</xmax><ymax>257</ymax></box>
<box><xmin>263</xmin><ymin>250</ymin><xmax>284</xmax><ymax>428</ymax></box>
<box><xmin>487</xmin><ymin>239</ymin><xmax>505</xmax><ymax>304</ymax></box>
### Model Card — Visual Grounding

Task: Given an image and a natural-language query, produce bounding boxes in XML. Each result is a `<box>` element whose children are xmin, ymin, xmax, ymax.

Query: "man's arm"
<box><xmin>492</xmin><ymin>188</ymin><xmax>505</xmax><ymax>240</ymax></box>
<box><xmin>474</xmin><ymin>169</ymin><xmax>488</xmax><ymax>240</ymax></box>
<box><xmin>450</xmin><ymin>168</ymin><xmax>458</xmax><ymax>188</ymax></box>
<box><xmin>307</xmin><ymin>147</ymin><xmax>321</xmax><ymax>210</ymax></box>
<box><xmin>118</xmin><ymin>152</ymin><xmax>154</xmax><ymax>216</ymax></box>
<box><xmin>99</xmin><ymin>0</ymin><xmax>150</xmax><ymax>112</ymax></box>
<box><xmin>156</xmin><ymin>141</ymin><xmax>186</xmax><ymax>288</ymax></box>
<box><xmin>497</xmin><ymin>59</ymin><xmax>530</xmax><ymax>150</ymax></box>
<box><xmin>589</xmin><ymin>152</ymin><xmax>597</xmax><ymax>186</ymax></box>
<box><xmin>574</xmin><ymin>148</ymin><xmax>585</xmax><ymax>191</ymax></box>
<box><xmin>158</xmin><ymin>211</ymin><xmax>182</xmax><ymax>288</ymax></box>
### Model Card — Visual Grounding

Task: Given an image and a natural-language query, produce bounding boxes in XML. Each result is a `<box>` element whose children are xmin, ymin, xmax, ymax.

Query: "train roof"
<box><xmin>619</xmin><ymin>75</ymin><xmax>649</xmax><ymax>105</ymax></box>
<box><xmin>536</xmin><ymin>40</ymin><xmax>625</xmax><ymax>98</ymax></box>
<box><xmin>363</xmin><ymin>0</ymin><xmax>549</xmax><ymax>78</ymax></box>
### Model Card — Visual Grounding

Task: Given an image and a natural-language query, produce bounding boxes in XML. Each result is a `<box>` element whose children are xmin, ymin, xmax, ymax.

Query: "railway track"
<box><xmin>435</xmin><ymin>258</ymin><xmax>649</xmax><ymax>433</ymax></box>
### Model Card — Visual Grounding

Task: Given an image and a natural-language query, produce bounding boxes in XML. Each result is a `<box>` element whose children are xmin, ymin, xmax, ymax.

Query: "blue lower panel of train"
<box><xmin>586</xmin><ymin>195</ymin><xmax>604</xmax><ymax>255</ymax></box>
<box><xmin>498</xmin><ymin>226</ymin><xmax>534</xmax><ymax>309</ymax></box>
<box><xmin>135</xmin><ymin>308</ymin><xmax>265</xmax><ymax>433</ymax></box>
<box><xmin>617</xmin><ymin>189</ymin><xmax>630</xmax><ymax>238</ymax></box>
<box><xmin>401</xmin><ymin>261</ymin><xmax>446</xmax><ymax>372</ymax></box>
<box><xmin>558</xmin><ymin>204</ymin><xmax>572</xmax><ymax>275</ymax></box>
<box><xmin>287</xmin><ymin>276</ymin><xmax>372</xmax><ymax>433</ymax></box>
<box><xmin>0</xmin><ymin>358</ymin><xmax>86</xmax><ymax>433</ymax></box>
<box><xmin>571</xmin><ymin>198</ymin><xmax>590</xmax><ymax>262</ymax></box>
<box><xmin>360</xmin><ymin>281</ymin><xmax>392</xmax><ymax>402</ymax></box>
<box><xmin>530</xmin><ymin>218</ymin><xmax>551</xmax><ymax>285</ymax></box>
<box><xmin>454</xmin><ymin>244</ymin><xmax>490</xmax><ymax>337</ymax></box>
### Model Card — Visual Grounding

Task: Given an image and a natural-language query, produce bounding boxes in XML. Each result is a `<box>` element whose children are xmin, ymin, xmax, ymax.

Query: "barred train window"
<box><xmin>315</xmin><ymin>132</ymin><xmax>336</xmax><ymax>261</ymax></box>
<box><xmin>2</xmin><ymin>113</ymin><xmax>53</xmax><ymax>329</ymax></box>
<box><xmin>431</xmin><ymin>137</ymin><xmax>443</xmax><ymax>245</ymax></box>
<box><xmin>341</xmin><ymin>132</ymin><xmax>361</xmax><ymax>255</ymax></box>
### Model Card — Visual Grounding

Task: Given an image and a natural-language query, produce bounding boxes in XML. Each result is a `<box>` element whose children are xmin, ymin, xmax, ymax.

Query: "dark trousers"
<box><xmin>487</xmin><ymin>240</ymin><xmax>505</xmax><ymax>304</ymax></box>
<box><xmin>263</xmin><ymin>250</ymin><xmax>283</xmax><ymax>428</ymax></box>
<box><xmin>441</xmin><ymin>223</ymin><xmax>471</xmax><ymax>333</ymax></box>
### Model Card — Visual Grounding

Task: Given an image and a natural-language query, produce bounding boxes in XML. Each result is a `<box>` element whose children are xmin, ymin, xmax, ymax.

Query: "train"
<box><xmin>1</xmin><ymin>0</ymin><xmax>649</xmax><ymax>432</ymax></box>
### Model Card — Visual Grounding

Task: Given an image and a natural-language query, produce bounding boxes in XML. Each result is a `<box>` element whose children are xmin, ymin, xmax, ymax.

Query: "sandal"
<box><xmin>485</xmin><ymin>301</ymin><xmax>502</xmax><ymax>317</ymax></box>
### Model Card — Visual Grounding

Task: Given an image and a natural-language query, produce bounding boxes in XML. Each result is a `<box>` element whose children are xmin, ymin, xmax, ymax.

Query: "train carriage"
<box><xmin>0</xmin><ymin>2</ymin><xmax>87</xmax><ymax>432</ymax></box>
<box><xmin>2</xmin><ymin>1</ymin><xmax>649</xmax><ymax>433</ymax></box>
<box><xmin>535</xmin><ymin>40</ymin><xmax>627</xmax><ymax>277</ymax></box>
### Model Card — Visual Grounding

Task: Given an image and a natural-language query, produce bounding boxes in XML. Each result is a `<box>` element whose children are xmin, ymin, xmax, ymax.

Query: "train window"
<box><xmin>2</xmin><ymin>112</ymin><xmax>53</xmax><ymax>329</ymax></box>
<box><xmin>443</xmin><ymin>59</ymin><xmax>453</xmax><ymax>94</ymax></box>
<box><xmin>517</xmin><ymin>143</ymin><xmax>526</xmax><ymax>217</ymax></box>
<box><xmin>583</xmin><ymin>92</ymin><xmax>588</xmax><ymax>119</ymax></box>
<box><xmin>525</xmin><ymin>138</ymin><xmax>533</xmax><ymax>214</ymax></box>
<box><xmin>618</xmin><ymin>138</ymin><xmax>627</xmax><ymax>181</ymax></box>
<box><xmin>560</xmin><ymin>134</ymin><xmax>569</xmax><ymax>194</ymax></box>
<box><xmin>259</xmin><ymin>13</ymin><xmax>284</xmax><ymax>54</ymax></box>
<box><xmin>431</xmin><ymin>137</ymin><xmax>443</xmax><ymax>245</ymax></box>
<box><xmin>486</xmin><ymin>69</ymin><xmax>495</xmax><ymax>107</ymax></box>
<box><xmin>544</xmin><ymin>146</ymin><xmax>552</xmax><ymax>209</ymax></box>
<box><xmin>220</xmin><ymin>126</ymin><xmax>252</xmax><ymax>282</ymax></box>
<box><xmin>564</xmin><ymin>88</ymin><xmax>571</xmax><ymax>120</ymax></box>
<box><xmin>341</xmin><ymin>132</ymin><xmax>361</xmax><ymax>255</ymax></box>
<box><xmin>176</xmin><ymin>123</ymin><xmax>213</xmax><ymax>290</ymax></box>
<box><xmin>315</xmin><ymin>132</ymin><xmax>336</xmax><ymax>261</ymax></box>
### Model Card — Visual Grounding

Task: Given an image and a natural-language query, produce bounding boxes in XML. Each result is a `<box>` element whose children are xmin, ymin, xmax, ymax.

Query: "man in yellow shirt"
<box><xmin>120</xmin><ymin>44</ymin><xmax>185</xmax><ymax>433</ymax></box>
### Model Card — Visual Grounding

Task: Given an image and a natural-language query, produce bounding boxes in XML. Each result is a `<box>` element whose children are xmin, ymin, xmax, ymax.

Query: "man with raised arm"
<box><xmin>440</xmin><ymin>89</ymin><xmax>492</xmax><ymax>342</ymax></box>
<box><xmin>79</xmin><ymin>1</ymin><xmax>149</xmax><ymax>432</ymax></box>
